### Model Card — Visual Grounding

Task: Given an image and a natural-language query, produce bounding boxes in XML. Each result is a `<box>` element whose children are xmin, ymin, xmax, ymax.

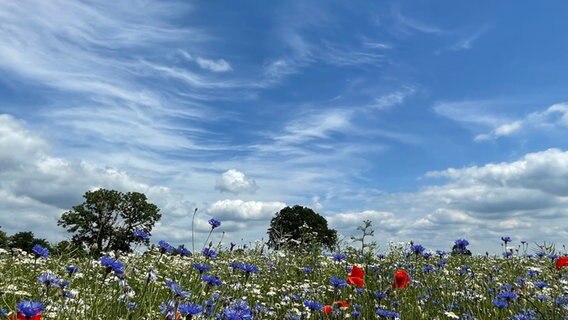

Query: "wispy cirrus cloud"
<box><xmin>475</xmin><ymin>103</ymin><xmax>568</xmax><ymax>141</ymax></box>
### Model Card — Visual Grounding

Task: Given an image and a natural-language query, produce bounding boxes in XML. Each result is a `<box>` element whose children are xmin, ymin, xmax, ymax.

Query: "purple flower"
<box><xmin>32</xmin><ymin>244</ymin><xmax>49</xmax><ymax>259</ymax></box>
<box><xmin>134</xmin><ymin>229</ymin><xmax>150</xmax><ymax>242</ymax></box>
<box><xmin>16</xmin><ymin>300</ymin><xmax>44</xmax><ymax>318</ymax></box>
<box><xmin>208</xmin><ymin>218</ymin><xmax>221</xmax><ymax>229</ymax></box>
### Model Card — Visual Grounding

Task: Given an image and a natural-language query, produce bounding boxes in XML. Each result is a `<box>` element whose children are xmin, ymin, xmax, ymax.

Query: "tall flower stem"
<box><xmin>191</xmin><ymin>208</ymin><xmax>198</xmax><ymax>253</ymax></box>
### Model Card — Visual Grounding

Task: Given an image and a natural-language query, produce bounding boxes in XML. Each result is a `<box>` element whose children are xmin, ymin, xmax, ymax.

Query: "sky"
<box><xmin>1</xmin><ymin>1</ymin><xmax>568</xmax><ymax>254</ymax></box>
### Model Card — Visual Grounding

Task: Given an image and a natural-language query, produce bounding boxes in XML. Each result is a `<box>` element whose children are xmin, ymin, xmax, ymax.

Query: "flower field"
<box><xmin>1</xmin><ymin>237</ymin><xmax>568</xmax><ymax>320</ymax></box>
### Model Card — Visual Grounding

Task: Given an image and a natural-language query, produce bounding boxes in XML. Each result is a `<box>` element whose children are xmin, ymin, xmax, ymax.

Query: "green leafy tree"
<box><xmin>0</xmin><ymin>226</ymin><xmax>8</xmax><ymax>249</ymax></box>
<box><xmin>267</xmin><ymin>205</ymin><xmax>337</xmax><ymax>251</ymax></box>
<box><xmin>58</xmin><ymin>189</ymin><xmax>161</xmax><ymax>255</ymax></box>
<box><xmin>8</xmin><ymin>231</ymin><xmax>50</xmax><ymax>252</ymax></box>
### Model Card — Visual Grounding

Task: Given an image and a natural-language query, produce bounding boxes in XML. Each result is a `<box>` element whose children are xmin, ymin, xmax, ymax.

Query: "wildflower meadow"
<box><xmin>1</xmin><ymin>220</ymin><xmax>568</xmax><ymax>319</ymax></box>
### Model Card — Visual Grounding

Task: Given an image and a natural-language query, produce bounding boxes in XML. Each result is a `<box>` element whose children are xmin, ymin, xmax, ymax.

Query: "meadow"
<box><xmin>1</xmin><ymin>233</ymin><xmax>568</xmax><ymax>320</ymax></box>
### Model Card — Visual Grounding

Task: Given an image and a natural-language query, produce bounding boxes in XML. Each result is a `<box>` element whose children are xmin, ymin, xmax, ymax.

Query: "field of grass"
<box><xmin>1</xmin><ymin>237</ymin><xmax>568</xmax><ymax>319</ymax></box>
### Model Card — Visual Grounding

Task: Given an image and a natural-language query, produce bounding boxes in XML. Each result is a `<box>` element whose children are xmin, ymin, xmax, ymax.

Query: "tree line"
<box><xmin>1</xmin><ymin>188</ymin><xmax>339</xmax><ymax>256</ymax></box>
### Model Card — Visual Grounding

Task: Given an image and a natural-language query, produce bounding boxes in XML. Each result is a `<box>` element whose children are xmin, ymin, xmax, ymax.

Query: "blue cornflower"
<box><xmin>100</xmin><ymin>256</ymin><xmax>124</xmax><ymax>274</ymax></box>
<box><xmin>222</xmin><ymin>299</ymin><xmax>252</xmax><ymax>320</ymax></box>
<box><xmin>0</xmin><ymin>308</ymin><xmax>8</xmax><ymax>317</ymax></box>
<box><xmin>178</xmin><ymin>302</ymin><xmax>203</xmax><ymax>316</ymax></box>
<box><xmin>193</xmin><ymin>263</ymin><xmax>212</xmax><ymax>273</ymax></box>
<box><xmin>422</xmin><ymin>251</ymin><xmax>432</xmax><ymax>259</ymax></box>
<box><xmin>329</xmin><ymin>276</ymin><xmax>347</xmax><ymax>288</ymax></box>
<box><xmin>66</xmin><ymin>265</ymin><xmax>80</xmax><ymax>275</ymax></box>
<box><xmin>376</xmin><ymin>308</ymin><xmax>400</xmax><ymax>318</ymax></box>
<box><xmin>177</xmin><ymin>245</ymin><xmax>191</xmax><ymax>257</ymax></box>
<box><xmin>436</xmin><ymin>250</ymin><xmax>447</xmax><ymax>258</ymax></box>
<box><xmin>16</xmin><ymin>300</ymin><xmax>45</xmax><ymax>318</ymax></box>
<box><xmin>533</xmin><ymin>281</ymin><xmax>548</xmax><ymax>289</ymax></box>
<box><xmin>37</xmin><ymin>273</ymin><xmax>60</xmax><ymax>287</ymax></box>
<box><xmin>202</xmin><ymin>247</ymin><xmax>217</xmax><ymax>259</ymax></box>
<box><xmin>332</xmin><ymin>253</ymin><xmax>346</xmax><ymax>262</ymax></box>
<box><xmin>201</xmin><ymin>274</ymin><xmax>222</xmax><ymax>286</ymax></box>
<box><xmin>62</xmin><ymin>290</ymin><xmax>75</xmax><ymax>298</ymax></box>
<box><xmin>374</xmin><ymin>291</ymin><xmax>387</xmax><ymax>300</ymax></box>
<box><xmin>526</xmin><ymin>269</ymin><xmax>539</xmax><ymax>277</ymax></box>
<box><xmin>303</xmin><ymin>266</ymin><xmax>313</xmax><ymax>274</ymax></box>
<box><xmin>32</xmin><ymin>244</ymin><xmax>49</xmax><ymax>259</ymax></box>
<box><xmin>503</xmin><ymin>251</ymin><xmax>513</xmax><ymax>258</ymax></box>
<box><xmin>376</xmin><ymin>253</ymin><xmax>385</xmax><ymax>259</ymax></box>
<box><xmin>241</xmin><ymin>263</ymin><xmax>259</xmax><ymax>274</ymax></box>
<box><xmin>423</xmin><ymin>264</ymin><xmax>434</xmax><ymax>273</ymax></box>
<box><xmin>165</xmin><ymin>280</ymin><xmax>191</xmax><ymax>299</ymax></box>
<box><xmin>158</xmin><ymin>240</ymin><xmax>175</xmax><ymax>254</ymax></box>
<box><xmin>510</xmin><ymin>309</ymin><xmax>537</xmax><ymax>320</ymax></box>
<box><xmin>454</xmin><ymin>239</ymin><xmax>470</xmax><ymax>248</ymax></box>
<box><xmin>492</xmin><ymin>298</ymin><xmax>509</xmax><ymax>309</ymax></box>
<box><xmin>536</xmin><ymin>251</ymin><xmax>546</xmax><ymax>258</ymax></box>
<box><xmin>134</xmin><ymin>229</ymin><xmax>150</xmax><ymax>242</ymax></box>
<box><xmin>127</xmin><ymin>302</ymin><xmax>137</xmax><ymax>310</ymax></box>
<box><xmin>536</xmin><ymin>295</ymin><xmax>549</xmax><ymax>302</ymax></box>
<box><xmin>159</xmin><ymin>300</ymin><xmax>176</xmax><ymax>320</ymax></box>
<box><xmin>208</xmin><ymin>218</ymin><xmax>221</xmax><ymax>229</ymax></box>
<box><xmin>555</xmin><ymin>296</ymin><xmax>568</xmax><ymax>306</ymax></box>
<box><xmin>497</xmin><ymin>291</ymin><xmax>518</xmax><ymax>301</ymax></box>
<box><xmin>410</xmin><ymin>244</ymin><xmax>425</xmax><ymax>255</ymax></box>
<box><xmin>501</xmin><ymin>236</ymin><xmax>512</xmax><ymax>244</ymax></box>
<box><xmin>437</xmin><ymin>259</ymin><xmax>448</xmax><ymax>268</ymax></box>
<box><xmin>303</xmin><ymin>300</ymin><xmax>323</xmax><ymax>311</ymax></box>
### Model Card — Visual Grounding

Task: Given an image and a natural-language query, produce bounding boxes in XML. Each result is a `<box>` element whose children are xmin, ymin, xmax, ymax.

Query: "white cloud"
<box><xmin>207</xmin><ymin>199</ymin><xmax>286</xmax><ymax>221</ymax></box>
<box><xmin>215</xmin><ymin>169</ymin><xmax>259</xmax><ymax>194</ymax></box>
<box><xmin>179</xmin><ymin>50</ymin><xmax>232</xmax><ymax>72</ymax></box>
<box><xmin>476</xmin><ymin>103</ymin><xmax>568</xmax><ymax>141</ymax></box>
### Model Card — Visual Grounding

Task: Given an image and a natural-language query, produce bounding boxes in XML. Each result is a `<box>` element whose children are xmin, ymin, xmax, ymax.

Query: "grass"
<box><xmin>1</xmin><ymin>239</ymin><xmax>568</xmax><ymax>319</ymax></box>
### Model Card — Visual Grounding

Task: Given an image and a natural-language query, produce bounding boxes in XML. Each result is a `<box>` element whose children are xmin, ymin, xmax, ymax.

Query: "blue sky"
<box><xmin>1</xmin><ymin>1</ymin><xmax>568</xmax><ymax>254</ymax></box>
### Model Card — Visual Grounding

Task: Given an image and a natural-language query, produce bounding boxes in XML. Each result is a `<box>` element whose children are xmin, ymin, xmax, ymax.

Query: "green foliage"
<box><xmin>7</xmin><ymin>231</ymin><xmax>50</xmax><ymax>252</ymax></box>
<box><xmin>0</xmin><ymin>226</ymin><xmax>8</xmax><ymax>249</ymax></box>
<box><xmin>267</xmin><ymin>205</ymin><xmax>337</xmax><ymax>251</ymax></box>
<box><xmin>58</xmin><ymin>189</ymin><xmax>161</xmax><ymax>255</ymax></box>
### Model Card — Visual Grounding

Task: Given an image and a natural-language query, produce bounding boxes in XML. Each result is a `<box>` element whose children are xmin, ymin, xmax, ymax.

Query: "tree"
<box><xmin>0</xmin><ymin>226</ymin><xmax>9</xmax><ymax>249</ymax></box>
<box><xmin>267</xmin><ymin>205</ymin><xmax>337</xmax><ymax>251</ymax></box>
<box><xmin>8</xmin><ymin>231</ymin><xmax>50</xmax><ymax>252</ymax></box>
<box><xmin>58</xmin><ymin>189</ymin><xmax>161</xmax><ymax>255</ymax></box>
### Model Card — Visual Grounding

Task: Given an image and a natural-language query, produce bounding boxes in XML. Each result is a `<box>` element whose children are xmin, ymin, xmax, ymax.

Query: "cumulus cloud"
<box><xmin>207</xmin><ymin>199</ymin><xmax>286</xmax><ymax>222</ymax></box>
<box><xmin>215</xmin><ymin>169</ymin><xmax>259</xmax><ymax>194</ymax></box>
<box><xmin>0</xmin><ymin>114</ymin><xmax>197</xmax><ymax>241</ymax></box>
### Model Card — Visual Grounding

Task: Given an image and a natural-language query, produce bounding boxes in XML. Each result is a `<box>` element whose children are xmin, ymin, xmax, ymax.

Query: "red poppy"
<box><xmin>10</xmin><ymin>313</ymin><xmax>42</xmax><ymax>320</ymax></box>
<box><xmin>392</xmin><ymin>269</ymin><xmax>411</xmax><ymax>289</ymax></box>
<box><xmin>556</xmin><ymin>256</ymin><xmax>568</xmax><ymax>270</ymax></box>
<box><xmin>323</xmin><ymin>300</ymin><xmax>350</xmax><ymax>315</ymax></box>
<box><xmin>333</xmin><ymin>300</ymin><xmax>350</xmax><ymax>308</ymax></box>
<box><xmin>323</xmin><ymin>305</ymin><xmax>332</xmax><ymax>315</ymax></box>
<box><xmin>346</xmin><ymin>265</ymin><xmax>365</xmax><ymax>287</ymax></box>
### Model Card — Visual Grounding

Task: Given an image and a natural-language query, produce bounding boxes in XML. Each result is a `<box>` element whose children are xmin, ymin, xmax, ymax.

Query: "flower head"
<box><xmin>392</xmin><ymin>269</ymin><xmax>411</xmax><ymax>289</ymax></box>
<box><xmin>165</xmin><ymin>280</ymin><xmax>191</xmax><ymax>299</ymax></box>
<box><xmin>329</xmin><ymin>276</ymin><xmax>347</xmax><ymax>288</ymax></box>
<box><xmin>134</xmin><ymin>229</ymin><xmax>150</xmax><ymax>242</ymax></box>
<box><xmin>158</xmin><ymin>240</ymin><xmax>175</xmax><ymax>254</ymax></box>
<box><xmin>178</xmin><ymin>303</ymin><xmax>202</xmax><ymax>316</ymax></box>
<box><xmin>556</xmin><ymin>256</ymin><xmax>568</xmax><ymax>270</ymax></box>
<box><xmin>410</xmin><ymin>244</ymin><xmax>425</xmax><ymax>255</ymax></box>
<box><xmin>37</xmin><ymin>273</ymin><xmax>61</xmax><ymax>287</ymax></box>
<box><xmin>100</xmin><ymin>256</ymin><xmax>124</xmax><ymax>274</ymax></box>
<box><xmin>202</xmin><ymin>247</ymin><xmax>217</xmax><ymax>259</ymax></box>
<box><xmin>208</xmin><ymin>218</ymin><xmax>221</xmax><ymax>229</ymax></box>
<box><xmin>32</xmin><ymin>244</ymin><xmax>49</xmax><ymax>259</ymax></box>
<box><xmin>347</xmin><ymin>265</ymin><xmax>365</xmax><ymax>287</ymax></box>
<box><xmin>16</xmin><ymin>300</ymin><xmax>44</xmax><ymax>319</ymax></box>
